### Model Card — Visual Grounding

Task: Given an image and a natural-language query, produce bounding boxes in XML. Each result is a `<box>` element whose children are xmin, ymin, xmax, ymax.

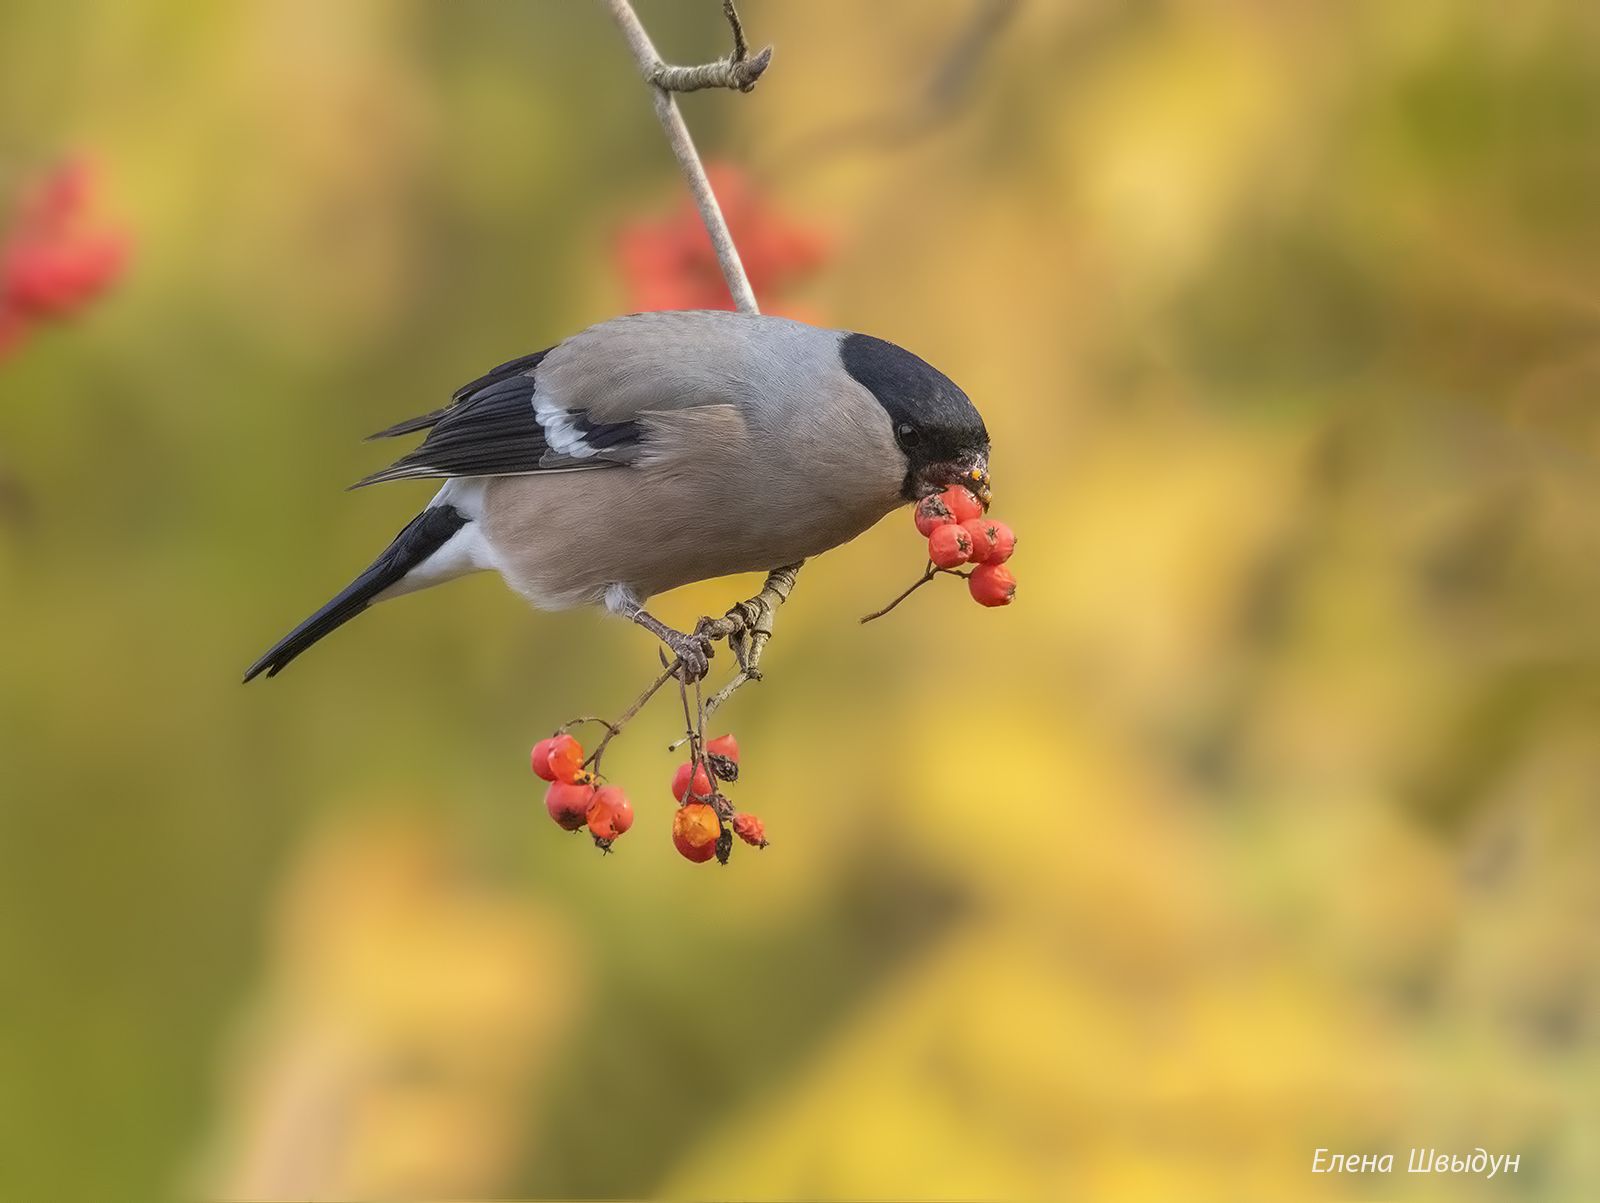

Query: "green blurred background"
<box><xmin>3</xmin><ymin>1</ymin><xmax>1599</xmax><ymax>1199</ymax></box>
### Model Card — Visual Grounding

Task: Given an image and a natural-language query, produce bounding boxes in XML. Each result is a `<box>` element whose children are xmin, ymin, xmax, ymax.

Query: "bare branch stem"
<box><xmin>589</xmin><ymin>3</ymin><xmax>803</xmax><ymax>757</ymax></box>
<box><xmin>859</xmin><ymin>563</ymin><xmax>969</xmax><ymax>624</ymax></box>
<box><xmin>601</xmin><ymin>0</ymin><xmax>766</xmax><ymax>314</ymax></box>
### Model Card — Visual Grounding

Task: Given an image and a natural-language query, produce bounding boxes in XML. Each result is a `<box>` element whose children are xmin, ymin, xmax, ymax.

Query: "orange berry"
<box><xmin>546</xmin><ymin>733</ymin><xmax>591</xmax><ymax>784</ymax></box>
<box><xmin>968</xmin><ymin>562</ymin><xmax>1017</xmax><ymax>607</ymax></box>
<box><xmin>545</xmin><ymin>780</ymin><xmax>597</xmax><ymax>831</ymax></box>
<box><xmin>937</xmin><ymin>486</ymin><xmax>984</xmax><ymax>524</ymax></box>
<box><xmin>732</xmin><ymin>812</ymin><xmax>768</xmax><ymax>847</ymax></box>
<box><xmin>671</xmin><ymin>761</ymin><xmax>715</xmax><ymax>803</ymax></box>
<box><xmin>586</xmin><ymin>785</ymin><xmax>634</xmax><ymax>842</ymax></box>
<box><xmin>913</xmin><ymin>494</ymin><xmax>956</xmax><ymax>536</ymax></box>
<box><xmin>928</xmin><ymin>523</ymin><xmax>974</xmax><ymax>569</ymax></box>
<box><xmin>672</xmin><ymin>802</ymin><xmax>720</xmax><ymax>863</ymax></box>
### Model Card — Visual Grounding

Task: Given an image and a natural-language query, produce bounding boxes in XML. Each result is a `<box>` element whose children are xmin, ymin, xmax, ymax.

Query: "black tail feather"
<box><xmin>365</xmin><ymin>407</ymin><xmax>451</xmax><ymax>441</ymax></box>
<box><xmin>242</xmin><ymin>506</ymin><xmax>468</xmax><ymax>682</ymax></box>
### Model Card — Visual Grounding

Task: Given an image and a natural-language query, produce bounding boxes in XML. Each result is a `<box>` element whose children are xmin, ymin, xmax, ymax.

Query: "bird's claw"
<box><xmin>667</xmin><ymin>627</ymin><xmax>715</xmax><ymax>682</ymax></box>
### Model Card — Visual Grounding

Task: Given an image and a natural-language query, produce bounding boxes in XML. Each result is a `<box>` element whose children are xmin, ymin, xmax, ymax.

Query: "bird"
<box><xmin>243</xmin><ymin>309</ymin><xmax>990</xmax><ymax>684</ymax></box>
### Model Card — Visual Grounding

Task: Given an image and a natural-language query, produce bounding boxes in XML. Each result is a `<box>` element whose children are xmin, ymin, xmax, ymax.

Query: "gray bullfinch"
<box><xmin>244</xmin><ymin>309</ymin><xmax>990</xmax><ymax>683</ymax></box>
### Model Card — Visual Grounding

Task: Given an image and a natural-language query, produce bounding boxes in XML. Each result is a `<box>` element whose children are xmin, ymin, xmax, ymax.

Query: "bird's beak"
<box><xmin>916</xmin><ymin>453</ymin><xmax>992</xmax><ymax>509</ymax></box>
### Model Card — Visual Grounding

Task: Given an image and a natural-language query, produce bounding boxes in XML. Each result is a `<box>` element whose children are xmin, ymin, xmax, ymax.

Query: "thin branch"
<box><xmin>581</xmin><ymin>659</ymin><xmax>680</xmax><ymax>772</ymax></box>
<box><xmin>601</xmin><ymin>0</ymin><xmax>766</xmax><ymax>314</ymax></box>
<box><xmin>593</xmin><ymin>2</ymin><xmax>803</xmax><ymax>755</ymax></box>
<box><xmin>651</xmin><ymin>0</ymin><xmax>772</xmax><ymax>96</ymax></box>
<box><xmin>859</xmin><ymin>563</ymin><xmax>968</xmax><ymax>624</ymax></box>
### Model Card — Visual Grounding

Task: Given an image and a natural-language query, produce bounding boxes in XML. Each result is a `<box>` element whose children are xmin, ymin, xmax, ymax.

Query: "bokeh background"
<box><xmin>3</xmin><ymin>1</ymin><xmax>1599</xmax><ymax>1199</ymax></box>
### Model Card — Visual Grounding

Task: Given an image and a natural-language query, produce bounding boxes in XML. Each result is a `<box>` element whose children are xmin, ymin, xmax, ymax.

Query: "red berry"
<box><xmin>546</xmin><ymin>780</ymin><xmax>597</xmax><ymax>831</ymax></box>
<box><xmin>4</xmin><ymin>245</ymin><xmax>76</xmax><ymax>316</ymax></box>
<box><xmin>961</xmin><ymin>518</ymin><xmax>996</xmax><ymax>563</ymax></box>
<box><xmin>984</xmin><ymin>521</ymin><xmax>1016</xmax><ymax>564</ymax></box>
<box><xmin>586</xmin><ymin>785</ymin><xmax>635</xmax><ymax>841</ymax></box>
<box><xmin>545</xmin><ymin>733</ymin><xmax>591</xmax><ymax>784</ymax></box>
<box><xmin>968</xmin><ymin>562</ymin><xmax>1017</xmax><ymax>607</ymax></box>
<box><xmin>673</xmin><ymin>802</ymin><xmax>720</xmax><ymax>862</ymax></box>
<box><xmin>938</xmin><ymin>486</ymin><xmax>984</xmax><ymax>524</ymax></box>
<box><xmin>928</xmin><ymin>523</ymin><xmax>974</xmax><ymax>569</ymax></box>
<box><xmin>671</xmin><ymin>761</ymin><xmax>715</xmax><ymax>803</ymax></box>
<box><xmin>913</xmin><ymin>494</ymin><xmax>956</xmax><ymax>536</ymax></box>
<box><xmin>530</xmin><ymin>737</ymin><xmax>559</xmax><ymax>781</ymax></box>
<box><xmin>732</xmin><ymin>812</ymin><xmax>767</xmax><ymax>847</ymax></box>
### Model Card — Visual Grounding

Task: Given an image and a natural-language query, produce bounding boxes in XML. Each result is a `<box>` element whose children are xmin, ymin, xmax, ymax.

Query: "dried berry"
<box><xmin>586</xmin><ymin>785</ymin><xmax>635</xmax><ymax>842</ymax></box>
<box><xmin>671</xmin><ymin>761</ymin><xmax>715</xmax><ymax>803</ymax></box>
<box><xmin>928</xmin><ymin>523</ymin><xmax>974</xmax><ymax>569</ymax></box>
<box><xmin>732</xmin><ymin>812</ymin><xmax>768</xmax><ymax>847</ymax></box>
<box><xmin>672</xmin><ymin>802</ymin><xmax>720</xmax><ymax>863</ymax></box>
<box><xmin>968</xmin><ymin>562</ymin><xmax>1017</xmax><ymax>607</ymax></box>
<box><xmin>546</xmin><ymin>780</ymin><xmax>598</xmax><ymax>831</ymax></box>
<box><xmin>706</xmin><ymin>733</ymin><xmax>740</xmax><ymax>781</ymax></box>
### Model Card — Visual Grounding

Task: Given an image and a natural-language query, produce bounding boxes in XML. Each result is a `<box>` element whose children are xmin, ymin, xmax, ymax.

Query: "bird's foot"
<box><xmin>628</xmin><ymin>606</ymin><xmax>716</xmax><ymax>683</ymax></box>
<box><xmin>669</xmin><ymin>620</ymin><xmax>718</xmax><ymax>683</ymax></box>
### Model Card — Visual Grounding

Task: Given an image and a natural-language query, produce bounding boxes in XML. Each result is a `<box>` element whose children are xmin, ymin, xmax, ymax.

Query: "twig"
<box><xmin>593</xmin><ymin>2</ymin><xmax>802</xmax><ymax>754</ymax></box>
<box><xmin>651</xmin><ymin>0</ymin><xmax>773</xmax><ymax>93</ymax></box>
<box><xmin>601</xmin><ymin>0</ymin><xmax>767</xmax><ymax>314</ymax></box>
<box><xmin>859</xmin><ymin>563</ymin><xmax>967</xmax><ymax>623</ymax></box>
<box><xmin>581</xmin><ymin>659</ymin><xmax>680</xmax><ymax>772</ymax></box>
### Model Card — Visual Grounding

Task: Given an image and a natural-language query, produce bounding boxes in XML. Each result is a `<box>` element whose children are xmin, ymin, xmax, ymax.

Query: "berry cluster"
<box><xmin>531</xmin><ymin>729</ymin><xmax>766</xmax><ymax>863</ymax></box>
<box><xmin>669</xmin><ymin>733</ymin><xmax>767</xmax><ymax>864</ymax></box>
<box><xmin>532</xmin><ymin>733</ymin><xmax>634</xmax><ymax>847</ymax></box>
<box><xmin>914</xmin><ymin>485</ymin><xmax>1018</xmax><ymax>606</ymax></box>
<box><xmin>614</xmin><ymin>163</ymin><xmax>827</xmax><ymax>318</ymax></box>
<box><xmin>1</xmin><ymin>158</ymin><xmax>130</xmax><ymax>360</ymax></box>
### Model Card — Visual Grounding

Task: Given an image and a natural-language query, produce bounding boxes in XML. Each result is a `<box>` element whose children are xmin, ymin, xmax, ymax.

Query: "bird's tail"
<box><xmin>243</xmin><ymin>505</ymin><xmax>469</xmax><ymax>682</ymax></box>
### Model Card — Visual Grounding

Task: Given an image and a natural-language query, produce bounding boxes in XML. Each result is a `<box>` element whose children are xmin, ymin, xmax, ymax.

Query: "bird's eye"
<box><xmin>897</xmin><ymin>423</ymin><xmax>921</xmax><ymax>446</ymax></box>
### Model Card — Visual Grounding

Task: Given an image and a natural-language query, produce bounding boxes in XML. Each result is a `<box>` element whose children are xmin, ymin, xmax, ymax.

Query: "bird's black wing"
<box><xmin>352</xmin><ymin>348</ymin><xmax>642</xmax><ymax>488</ymax></box>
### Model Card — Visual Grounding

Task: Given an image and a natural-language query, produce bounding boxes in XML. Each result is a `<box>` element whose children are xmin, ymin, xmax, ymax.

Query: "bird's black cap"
<box><xmin>840</xmin><ymin>332</ymin><xmax>989</xmax><ymax>498</ymax></box>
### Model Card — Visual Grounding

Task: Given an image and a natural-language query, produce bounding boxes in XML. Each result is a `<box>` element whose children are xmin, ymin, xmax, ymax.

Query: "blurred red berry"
<box><xmin>914</xmin><ymin>493</ymin><xmax>956</xmax><ymax>536</ymax></box>
<box><xmin>928</xmin><ymin>523</ymin><xmax>974</xmax><ymax>569</ymax></box>
<box><xmin>586</xmin><ymin>785</ymin><xmax>635</xmax><ymax>842</ymax></box>
<box><xmin>671</xmin><ymin>760</ymin><xmax>715</xmax><ymax>803</ymax></box>
<box><xmin>546</xmin><ymin>780</ymin><xmax>598</xmax><ymax>831</ymax></box>
<box><xmin>614</xmin><ymin>163</ymin><xmax>828</xmax><ymax>318</ymax></box>
<box><xmin>968</xmin><ymin>562</ymin><xmax>1017</xmax><ymax>607</ymax></box>
<box><xmin>672</xmin><ymin>802</ymin><xmax>721</xmax><ymax>863</ymax></box>
<box><xmin>732</xmin><ymin>812</ymin><xmax>767</xmax><ymax>848</ymax></box>
<box><xmin>938</xmin><ymin>486</ymin><xmax>984</xmax><ymax>524</ymax></box>
<box><xmin>0</xmin><ymin>153</ymin><xmax>131</xmax><ymax>356</ymax></box>
<box><xmin>545</xmin><ymin>733</ymin><xmax>591</xmax><ymax>784</ymax></box>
